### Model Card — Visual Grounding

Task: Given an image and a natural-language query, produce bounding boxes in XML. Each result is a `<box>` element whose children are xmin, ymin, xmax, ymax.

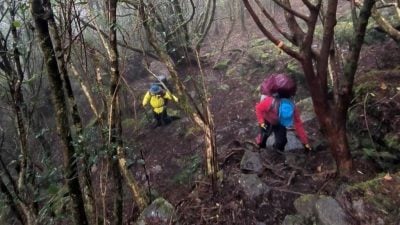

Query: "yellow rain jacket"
<box><xmin>142</xmin><ymin>91</ymin><xmax>178</xmax><ymax>114</ymax></box>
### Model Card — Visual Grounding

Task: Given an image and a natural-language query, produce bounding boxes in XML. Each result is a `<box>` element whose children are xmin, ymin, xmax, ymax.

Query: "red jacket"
<box><xmin>255</xmin><ymin>96</ymin><xmax>308</xmax><ymax>144</ymax></box>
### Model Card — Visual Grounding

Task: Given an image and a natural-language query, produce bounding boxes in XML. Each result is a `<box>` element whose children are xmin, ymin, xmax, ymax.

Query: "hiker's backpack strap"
<box><xmin>266</xmin><ymin>97</ymin><xmax>280</xmax><ymax>125</ymax></box>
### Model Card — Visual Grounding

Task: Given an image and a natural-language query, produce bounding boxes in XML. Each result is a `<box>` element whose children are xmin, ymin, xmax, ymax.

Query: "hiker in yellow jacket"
<box><xmin>142</xmin><ymin>84</ymin><xmax>178</xmax><ymax>127</ymax></box>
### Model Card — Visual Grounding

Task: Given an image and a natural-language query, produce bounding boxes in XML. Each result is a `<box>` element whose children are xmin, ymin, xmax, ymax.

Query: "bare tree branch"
<box><xmin>242</xmin><ymin>0</ymin><xmax>302</xmax><ymax>60</ymax></box>
<box><xmin>301</xmin><ymin>0</ymin><xmax>318</xmax><ymax>10</ymax></box>
<box><xmin>317</xmin><ymin>0</ymin><xmax>338</xmax><ymax>90</ymax></box>
<box><xmin>254</xmin><ymin>0</ymin><xmax>295</xmax><ymax>44</ymax></box>
<box><xmin>271</xmin><ymin>0</ymin><xmax>309</xmax><ymax>22</ymax></box>
<box><xmin>80</xmin><ymin>19</ymin><xmax>159</xmax><ymax>60</ymax></box>
<box><xmin>167</xmin><ymin>0</ymin><xmax>195</xmax><ymax>38</ymax></box>
<box><xmin>282</xmin><ymin>0</ymin><xmax>306</xmax><ymax>46</ymax></box>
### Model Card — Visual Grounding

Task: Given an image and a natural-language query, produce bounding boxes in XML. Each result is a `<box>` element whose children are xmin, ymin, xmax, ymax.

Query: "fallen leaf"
<box><xmin>383</xmin><ymin>173</ymin><xmax>393</xmax><ymax>181</ymax></box>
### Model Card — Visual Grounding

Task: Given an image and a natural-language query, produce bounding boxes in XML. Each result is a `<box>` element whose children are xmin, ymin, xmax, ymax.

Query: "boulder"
<box><xmin>293</xmin><ymin>194</ymin><xmax>320</xmax><ymax>218</ymax></box>
<box><xmin>240</xmin><ymin>151</ymin><xmax>264</xmax><ymax>174</ymax></box>
<box><xmin>315</xmin><ymin>196</ymin><xmax>351</xmax><ymax>225</ymax></box>
<box><xmin>238</xmin><ymin>174</ymin><xmax>270</xmax><ymax>200</ymax></box>
<box><xmin>284</xmin><ymin>152</ymin><xmax>307</xmax><ymax>169</ymax></box>
<box><xmin>136</xmin><ymin>198</ymin><xmax>176</xmax><ymax>225</ymax></box>
<box><xmin>266</xmin><ymin>131</ymin><xmax>303</xmax><ymax>151</ymax></box>
<box><xmin>281</xmin><ymin>214</ymin><xmax>308</xmax><ymax>225</ymax></box>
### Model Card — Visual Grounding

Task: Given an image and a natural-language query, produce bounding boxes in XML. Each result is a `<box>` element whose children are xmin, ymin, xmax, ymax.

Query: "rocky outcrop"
<box><xmin>237</xmin><ymin>174</ymin><xmax>270</xmax><ymax>200</ymax></box>
<box><xmin>136</xmin><ymin>198</ymin><xmax>177</xmax><ymax>225</ymax></box>
<box><xmin>240</xmin><ymin>150</ymin><xmax>264</xmax><ymax>174</ymax></box>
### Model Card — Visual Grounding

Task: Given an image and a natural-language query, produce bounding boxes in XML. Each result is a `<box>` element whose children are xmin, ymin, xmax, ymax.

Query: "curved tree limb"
<box><xmin>167</xmin><ymin>0</ymin><xmax>195</xmax><ymax>39</ymax></box>
<box><xmin>195</xmin><ymin>0</ymin><xmax>216</xmax><ymax>50</ymax></box>
<box><xmin>254</xmin><ymin>0</ymin><xmax>295</xmax><ymax>44</ymax></box>
<box><xmin>80</xmin><ymin>19</ymin><xmax>159</xmax><ymax>60</ymax></box>
<box><xmin>243</xmin><ymin>0</ymin><xmax>302</xmax><ymax>61</ymax></box>
<box><xmin>317</xmin><ymin>0</ymin><xmax>338</xmax><ymax>91</ymax></box>
<box><xmin>282</xmin><ymin>0</ymin><xmax>306</xmax><ymax>46</ymax></box>
<box><xmin>302</xmin><ymin>0</ymin><xmax>318</xmax><ymax>11</ymax></box>
<box><xmin>371</xmin><ymin>5</ymin><xmax>400</xmax><ymax>43</ymax></box>
<box><xmin>271</xmin><ymin>0</ymin><xmax>309</xmax><ymax>22</ymax></box>
<box><xmin>303</xmin><ymin>0</ymin><xmax>322</xmax><ymax>52</ymax></box>
<box><xmin>344</xmin><ymin>0</ymin><xmax>376</xmax><ymax>94</ymax></box>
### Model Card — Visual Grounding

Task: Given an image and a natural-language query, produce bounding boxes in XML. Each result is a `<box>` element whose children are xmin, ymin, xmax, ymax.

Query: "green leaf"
<box><xmin>24</xmin><ymin>73</ymin><xmax>40</xmax><ymax>84</ymax></box>
<box><xmin>12</xmin><ymin>21</ymin><xmax>21</xmax><ymax>28</ymax></box>
<box><xmin>47</xmin><ymin>184</ymin><xmax>59</xmax><ymax>195</ymax></box>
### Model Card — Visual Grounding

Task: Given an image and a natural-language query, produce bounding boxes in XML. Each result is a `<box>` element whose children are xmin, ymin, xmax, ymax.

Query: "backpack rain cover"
<box><xmin>278</xmin><ymin>99</ymin><xmax>295</xmax><ymax>127</ymax></box>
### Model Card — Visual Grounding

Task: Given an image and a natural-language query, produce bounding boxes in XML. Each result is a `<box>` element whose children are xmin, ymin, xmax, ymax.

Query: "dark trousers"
<box><xmin>258</xmin><ymin>123</ymin><xmax>287</xmax><ymax>150</ymax></box>
<box><xmin>153</xmin><ymin>110</ymin><xmax>171</xmax><ymax>126</ymax></box>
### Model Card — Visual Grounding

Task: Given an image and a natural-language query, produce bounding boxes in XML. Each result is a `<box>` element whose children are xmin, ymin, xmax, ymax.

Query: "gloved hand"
<box><xmin>260</xmin><ymin>123</ymin><xmax>267</xmax><ymax>131</ymax></box>
<box><xmin>304</xmin><ymin>143</ymin><xmax>312</xmax><ymax>151</ymax></box>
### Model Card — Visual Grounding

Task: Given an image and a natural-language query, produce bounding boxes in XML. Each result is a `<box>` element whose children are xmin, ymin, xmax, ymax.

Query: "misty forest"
<box><xmin>0</xmin><ymin>0</ymin><xmax>400</xmax><ymax>224</ymax></box>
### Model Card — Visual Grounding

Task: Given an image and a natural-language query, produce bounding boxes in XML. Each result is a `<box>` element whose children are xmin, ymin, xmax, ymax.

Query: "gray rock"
<box><xmin>238</xmin><ymin>128</ymin><xmax>247</xmax><ymax>136</ymax></box>
<box><xmin>315</xmin><ymin>196</ymin><xmax>350</xmax><ymax>225</ymax></box>
<box><xmin>266</xmin><ymin>131</ymin><xmax>303</xmax><ymax>151</ymax></box>
<box><xmin>293</xmin><ymin>194</ymin><xmax>320</xmax><ymax>218</ymax></box>
<box><xmin>150</xmin><ymin>165</ymin><xmax>162</xmax><ymax>174</ymax></box>
<box><xmin>285</xmin><ymin>152</ymin><xmax>307</xmax><ymax>169</ymax></box>
<box><xmin>352</xmin><ymin>199</ymin><xmax>366</xmax><ymax>219</ymax></box>
<box><xmin>238</xmin><ymin>174</ymin><xmax>270</xmax><ymax>200</ymax></box>
<box><xmin>282</xmin><ymin>214</ymin><xmax>308</xmax><ymax>225</ymax></box>
<box><xmin>240</xmin><ymin>151</ymin><xmax>264</xmax><ymax>174</ymax></box>
<box><xmin>136</xmin><ymin>198</ymin><xmax>176</xmax><ymax>225</ymax></box>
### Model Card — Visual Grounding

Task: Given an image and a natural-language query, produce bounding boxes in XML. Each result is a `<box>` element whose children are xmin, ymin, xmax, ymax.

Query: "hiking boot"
<box><xmin>164</xmin><ymin>116</ymin><xmax>172</xmax><ymax>125</ymax></box>
<box><xmin>152</xmin><ymin>122</ymin><xmax>161</xmax><ymax>129</ymax></box>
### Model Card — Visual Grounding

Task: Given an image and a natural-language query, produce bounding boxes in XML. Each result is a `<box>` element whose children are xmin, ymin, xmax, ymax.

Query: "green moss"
<box><xmin>346</xmin><ymin>173</ymin><xmax>400</xmax><ymax>221</ymax></box>
<box><xmin>122</xmin><ymin>118</ymin><xmax>135</xmax><ymax>128</ymax></box>
<box><xmin>213</xmin><ymin>59</ymin><xmax>231</xmax><ymax>70</ymax></box>
<box><xmin>250</xmin><ymin>37</ymin><xmax>268</xmax><ymax>47</ymax></box>
<box><xmin>354</xmin><ymin>80</ymin><xmax>378</xmax><ymax>96</ymax></box>
<box><xmin>384</xmin><ymin>133</ymin><xmax>400</xmax><ymax>149</ymax></box>
<box><xmin>367</xmin><ymin>193</ymin><xmax>392</xmax><ymax>213</ymax></box>
<box><xmin>347</xmin><ymin>174</ymin><xmax>384</xmax><ymax>192</ymax></box>
<box><xmin>172</xmin><ymin>154</ymin><xmax>201</xmax><ymax>185</ymax></box>
<box><xmin>226</xmin><ymin>66</ymin><xmax>237</xmax><ymax>76</ymax></box>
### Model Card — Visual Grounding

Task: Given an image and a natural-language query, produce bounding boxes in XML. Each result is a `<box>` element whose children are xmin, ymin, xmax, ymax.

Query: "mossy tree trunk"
<box><xmin>106</xmin><ymin>0</ymin><xmax>147</xmax><ymax>218</ymax></box>
<box><xmin>43</xmin><ymin>0</ymin><xmax>96</xmax><ymax>220</ymax></box>
<box><xmin>106</xmin><ymin>0</ymin><xmax>123</xmax><ymax>223</ymax></box>
<box><xmin>30</xmin><ymin>1</ymin><xmax>88</xmax><ymax>224</ymax></box>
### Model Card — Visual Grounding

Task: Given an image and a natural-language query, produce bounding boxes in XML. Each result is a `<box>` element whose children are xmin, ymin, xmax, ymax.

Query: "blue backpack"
<box><xmin>277</xmin><ymin>98</ymin><xmax>295</xmax><ymax>127</ymax></box>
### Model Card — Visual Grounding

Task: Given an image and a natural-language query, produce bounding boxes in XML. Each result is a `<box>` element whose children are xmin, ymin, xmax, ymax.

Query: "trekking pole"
<box><xmin>144</xmin><ymin>67</ymin><xmax>171</xmax><ymax>93</ymax></box>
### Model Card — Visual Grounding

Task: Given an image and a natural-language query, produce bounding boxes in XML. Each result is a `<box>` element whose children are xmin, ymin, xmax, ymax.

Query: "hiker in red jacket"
<box><xmin>255</xmin><ymin>74</ymin><xmax>312</xmax><ymax>151</ymax></box>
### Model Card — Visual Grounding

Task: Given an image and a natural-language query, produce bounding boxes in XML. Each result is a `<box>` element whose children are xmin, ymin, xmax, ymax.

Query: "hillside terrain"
<box><xmin>126</xmin><ymin>4</ymin><xmax>400</xmax><ymax>225</ymax></box>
